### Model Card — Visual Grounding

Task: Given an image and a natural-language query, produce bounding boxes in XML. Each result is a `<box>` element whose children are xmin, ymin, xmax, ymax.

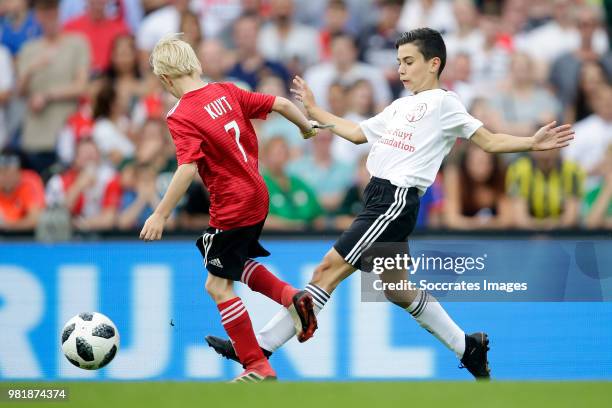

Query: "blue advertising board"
<box><xmin>0</xmin><ymin>239</ymin><xmax>611</xmax><ymax>381</ymax></box>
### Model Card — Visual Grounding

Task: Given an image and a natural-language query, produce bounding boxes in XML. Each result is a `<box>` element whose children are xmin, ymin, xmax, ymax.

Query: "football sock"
<box><xmin>218</xmin><ymin>297</ymin><xmax>265</xmax><ymax>367</ymax></box>
<box><xmin>256</xmin><ymin>284</ymin><xmax>330</xmax><ymax>352</ymax></box>
<box><xmin>405</xmin><ymin>290</ymin><xmax>466</xmax><ymax>358</ymax></box>
<box><xmin>241</xmin><ymin>260</ymin><xmax>297</xmax><ymax>307</ymax></box>
<box><xmin>305</xmin><ymin>284</ymin><xmax>330</xmax><ymax>313</ymax></box>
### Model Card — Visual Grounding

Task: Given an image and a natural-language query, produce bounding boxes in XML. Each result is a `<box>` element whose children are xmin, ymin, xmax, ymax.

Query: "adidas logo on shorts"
<box><xmin>209</xmin><ymin>258</ymin><xmax>223</xmax><ymax>268</ymax></box>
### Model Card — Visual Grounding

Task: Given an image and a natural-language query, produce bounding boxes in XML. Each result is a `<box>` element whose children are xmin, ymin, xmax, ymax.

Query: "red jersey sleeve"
<box><xmin>167</xmin><ymin>116</ymin><xmax>206</xmax><ymax>165</ymax></box>
<box><xmin>223</xmin><ymin>83</ymin><xmax>276</xmax><ymax>120</ymax></box>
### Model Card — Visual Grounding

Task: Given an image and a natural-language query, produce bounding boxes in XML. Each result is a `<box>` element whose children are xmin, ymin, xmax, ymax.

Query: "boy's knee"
<box><xmin>205</xmin><ymin>274</ymin><xmax>232</xmax><ymax>303</ymax></box>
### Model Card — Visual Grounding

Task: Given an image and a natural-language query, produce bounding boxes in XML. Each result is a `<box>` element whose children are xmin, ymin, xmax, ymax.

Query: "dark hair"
<box><xmin>459</xmin><ymin>145</ymin><xmax>506</xmax><ymax>216</ymax></box>
<box><xmin>327</xmin><ymin>0</ymin><xmax>347</xmax><ymax>10</ymax></box>
<box><xmin>105</xmin><ymin>34</ymin><xmax>140</xmax><ymax>80</ymax></box>
<box><xmin>330</xmin><ymin>31</ymin><xmax>358</xmax><ymax>49</ymax></box>
<box><xmin>395</xmin><ymin>28</ymin><xmax>447</xmax><ymax>77</ymax></box>
<box><xmin>93</xmin><ymin>80</ymin><xmax>117</xmax><ymax>120</ymax></box>
<box><xmin>33</xmin><ymin>0</ymin><xmax>59</xmax><ymax>10</ymax></box>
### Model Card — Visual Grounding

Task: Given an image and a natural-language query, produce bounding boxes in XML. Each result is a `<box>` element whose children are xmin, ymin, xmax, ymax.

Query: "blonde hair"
<box><xmin>150</xmin><ymin>33</ymin><xmax>202</xmax><ymax>78</ymax></box>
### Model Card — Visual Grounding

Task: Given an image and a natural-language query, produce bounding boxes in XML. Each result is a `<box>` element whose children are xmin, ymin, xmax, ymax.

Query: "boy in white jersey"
<box><xmin>206</xmin><ymin>28</ymin><xmax>575</xmax><ymax>379</ymax></box>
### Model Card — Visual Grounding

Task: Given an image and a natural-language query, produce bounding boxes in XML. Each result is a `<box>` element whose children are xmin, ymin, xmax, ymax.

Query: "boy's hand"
<box><xmin>140</xmin><ymin>213</ymin><xmax>166</xmax><ymax>241</ymax></box>
<box><xmin>290</xmin><ymin>76</ymin><xmax>317</xmax><ymax>113</ymax></box>
<box><xmin>532</xmin><ymin>121</ymin><xmax>575</xmax><ymax>151</ymax></box>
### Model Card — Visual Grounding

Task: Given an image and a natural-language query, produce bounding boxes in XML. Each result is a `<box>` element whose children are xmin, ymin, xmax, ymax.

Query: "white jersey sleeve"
<box><xmin>440</xmin><ymin>92</ymin><xmax>483</xmax><ymax>140</ymax></box>
<box><xmin>359</xmin><ymin>102</ymin><xmax>396</xmax><ymax>143</ymax></box>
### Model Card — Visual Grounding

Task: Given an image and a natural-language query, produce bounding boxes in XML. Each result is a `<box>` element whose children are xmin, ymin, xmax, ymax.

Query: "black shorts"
<box><xmin>334</xmin><ymin>177</ymin><xmax>420</xmax><ymax>270</ymax></box>
<box><xmin>195</xmin><ymin>220</ymin><xmax>270</xmax><ymax>281</ymax></box>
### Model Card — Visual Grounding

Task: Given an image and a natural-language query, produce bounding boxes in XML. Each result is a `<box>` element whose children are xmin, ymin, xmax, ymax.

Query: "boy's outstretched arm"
<box><xmin>290</xmin><ymin>76</ymin><xmax>367</xmax><ymax>144</ymax></box>
<box><xmin>471</xmin><ymin>121</ymin><xmax>575</xmax><ymax>153</ymax></box>
<box><xmin>140</xmin><ymin>162</ymin><xmax>197</xmax><ymax>241</ymax></box>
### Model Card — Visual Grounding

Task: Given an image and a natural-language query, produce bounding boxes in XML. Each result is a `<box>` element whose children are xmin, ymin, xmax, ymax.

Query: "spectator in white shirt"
<box><xmin>91</xmin><ymin>80</ymin><xmax>135</xmax><ymax>166</ymax></box>
<box><xmin>515</xmin><ymin>0</ymin><xmax>608</xmax><ymax>75</ymax></box>
<box><xmin>257</xmin><ymin>0</ymin><xmax>320</xmax><ymax>73</ymax></box>
<box><xmin>303</xmin><ymin>32</ymin><xmax>392</xmax><ymax>113</ymax></box>
<box><xmin>398</xmin><ymin>0</ymin><xmax>457</xmax><ymax>35</ymax></box>
<box><xmin>563</xmin><ymin>86</ymin><xmax>612</xmax><ymax>187</ymax></box>
<box><xmin>443</xmin><ymin>0</ymin><xmax>483</xmax><ymax>59</ymax></box>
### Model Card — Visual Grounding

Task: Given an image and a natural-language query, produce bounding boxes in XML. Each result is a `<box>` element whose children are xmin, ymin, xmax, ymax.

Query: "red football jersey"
<box><xmin>167</xmin><ymin>82</ymin><xmax>275</xmax><ymax>230</ymax></box>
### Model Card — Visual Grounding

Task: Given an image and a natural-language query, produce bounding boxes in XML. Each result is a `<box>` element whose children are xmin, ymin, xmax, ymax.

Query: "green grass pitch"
<box><xmin>2</xmin><ymin>382</ymin><xmax>611</xmax><ymax>408</ymax></box>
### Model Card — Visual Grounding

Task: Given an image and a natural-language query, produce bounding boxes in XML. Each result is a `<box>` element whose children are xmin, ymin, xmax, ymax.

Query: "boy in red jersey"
<box><xmin>140</xmin><ymin>34</ymin><xmax>318</xmax><ymax>382</ymax></box>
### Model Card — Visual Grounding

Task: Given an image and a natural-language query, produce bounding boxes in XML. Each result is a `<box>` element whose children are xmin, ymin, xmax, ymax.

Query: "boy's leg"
<box><xmin>207</xmin><ymin>249</ymin><xmax>352</xmax><ymax>356</ymax></box>
<box><xmin>240</xmin><ymin>259</ymin><xmax>298</xmax><ymax>307</ymax></box>
<box><xmin>380</xmin><ymin>269</ymin><xmax>465</xmax><ymax>357</ymax></box>
<box><xmin>205</xmin><ymin>273</ymin><xmax>276</xmax><ymax>380</ymax></box>
<box><xmin>241</xmin><ymin>259</ymin><xmax>318</xmax><ymax>342</ymax></box>
<box><xmin>380</xmin><ymin>268</ymin><xmax>490</xmax><ymax>379</ymax></box>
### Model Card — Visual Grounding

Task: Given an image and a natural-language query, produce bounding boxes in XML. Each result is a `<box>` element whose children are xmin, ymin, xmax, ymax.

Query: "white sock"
<box><xmin>256</xmin><ymin>284</ymin><xmax>330</xmax><ymax>352</ymax></box>
<box><xmin>406</xmin><ymin>290</ymin><xmax>466</xmax><ymax>358</ymax></box>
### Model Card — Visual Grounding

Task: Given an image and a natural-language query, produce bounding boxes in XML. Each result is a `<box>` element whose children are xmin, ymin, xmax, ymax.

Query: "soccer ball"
<box><xmin>61</xmin><ymin>312</ymin><xmax>120</xmax><ymax>370</ymax></box>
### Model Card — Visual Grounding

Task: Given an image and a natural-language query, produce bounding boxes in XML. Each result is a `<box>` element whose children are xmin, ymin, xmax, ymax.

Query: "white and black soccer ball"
<box><xmin>61</xmin><ymin>312</ymin><xmax>120</xmax><ymax>370</ymax></box>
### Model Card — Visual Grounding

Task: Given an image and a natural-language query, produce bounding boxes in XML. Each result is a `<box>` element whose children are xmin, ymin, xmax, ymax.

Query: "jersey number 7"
<box><xmin>224</xmin><ymin>120</ymin><xmax>247</xmax><ymax>162</ymax></box>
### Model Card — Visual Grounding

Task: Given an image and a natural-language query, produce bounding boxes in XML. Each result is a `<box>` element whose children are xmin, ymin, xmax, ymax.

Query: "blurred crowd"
<box><xmin>0</xmin><ymin>0</ymin><xmax>611</xmax><ymax>237</ymax></box>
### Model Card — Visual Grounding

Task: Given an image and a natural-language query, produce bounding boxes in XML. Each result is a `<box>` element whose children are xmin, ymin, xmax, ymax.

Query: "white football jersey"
<box><xmin>360</xmin><ymin>89</ymin><xmax>483</xmax><ymax>193</ymax></box>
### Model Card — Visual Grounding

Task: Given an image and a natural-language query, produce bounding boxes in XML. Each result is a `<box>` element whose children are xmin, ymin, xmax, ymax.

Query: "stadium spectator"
<box><xmin>177</xmin><ymin>176</ymin><xmax>210</xmax><ymax>230</ymax></box>
<box><xmin>563</xmin><ymin>60</ymin><xmax>612</xmax><ymax>124</ymax></box>
<box><xmin>397</xmin><ymin>0</ymin><xmax>457</xmax><ymax>35</ymax></box>
<box><xmin>487</xmin><ymin>52</ymin><xmax>560</xmax><ymax>138</ymax></box>
<box><xmin>179</xmin><ymin>10</ymin><xmax>201</xmax><ymax>52</ymax></box>
<box><xmin>0</xmin><ymin>44</ymin><xmax>13</xmax><ymax>148</ymax></box>
<box><xmin>17</xmin><ymin>0</ymin><xmax>90</xmax><ymax>175</ymax></box>
<box><xmin>0</xmin><ymin>0</ymin><xmax>42</xmax><ymax>56</ymax></box>
<box><xmin>583</xmin><ymin>144</ymin><xmax>612</xmax><ymax>229</ymax></box>
<box><xmin>45</xmin><ymin>137</ymin><xmax>121</xmax><ymax>231</ymax></box>
<box><xmin>63</xmin><ymin>0</ymin><xmax>130</xmax><ymax>74</ymax></box>
<box><xmin>133</xmin><ymin>119</ymin><xmax>175</xmax><ymax>175</ymax></box>
<box><xmin>117</xmin><ymin>161</ymin><xmax>164</xmax><ymax>230</ymax></box>
<box><xmin>257</xmin><ymin>0</ymin><xmax>321</xmax><ymax>72</ymax></box>
<box><xmin>190</xmin><ymin>0</ymin><xmax>241</xmax><ymax>39</ymax></box>
<box><xmin>506</xmin><ymin>150</ymin><xmax>584</xmax><ymax>230</ymax></box>
<box><xmin>563</xmin><ymin>86</ymin><xmax>612</xmax><ymax>184</ymax></box>
<box><xmin>358</xmin><ymin>0</ymin><xmax>403</xmax><ymax>97</ymax></box>
<box><xmin>288</xmin><ymin>129</ymin><xmax>353</xmax><ymax>212</ymax></box>
<box><xmin>444</xmin><ymin>143</ymin><xmax>512</xmax><ymax>230</ymax></box>
<box><xmin>254</xmin><ymin>75</ymin><xmax>304</xmax><ymax>157</ymax></box>
<box><xmin>415</xmin><ymin>173</ymin><xmax>444</xmax><ymax>230</ymax></box>
<box><xmin>199</xmin><ymin>39</ymin><xmax>244</xmax><ymax>86</ymax></box>
<box><xmin>550</xmin><ymin>5</ymin><xmax>612</xmax><ymax>122</ymax></box>
<box><xmin>442</xmin><ymin>52</ymin><xmax>476</xmax><ymax>108</ymax></box>
<box><xmin>59</xmin><ymin>0</ymin><xmax>143</xmax><ymax>33</ymax></box>
<box><xmin>91</xmin><ymin>80</ymin><xmax>135</xmax><ymax>166</ymax></box>
<box><xmin>327</xmin><ymin>81</ymin><xmax>347</xmax><ymax>118</ymax></box>
<box><xmin>103</xmin><ymin>34</ymin><xmax>145</xmax><ymax>115</ymax></box>
<box><xmin>318</xmin><ymin>0</ymin><xmax>352</xmax><ymax>61</ymax></box>
<box><xmin>499</xmin><ymin>0</ymin><xmax>528</xmax><ymax>38</ymax></box>
<box><xmin>470</xmin><ymin>13</ymin><xmax>511</xmax><ymax>91</ymax></box>
<box><xmin>227</xmin><ymin>12</ymin><xmax>290</xmax><ymax>91</ymax></box>
<box><xmin>136</xmin><ymin>0</ymin><xmax>190</xmax><ymax>57</ymax></box>
<box><xmin>334</xmin><ymin>153</ymin><xmax>369</xmax><ymax>229</ymax></box>
<box><xmin>261</xmin><ymin>137</ymin><xmax>323</xmax><ymax>230</ymax></box>
<box><xmin>515</xmin><ymin>0</ymin><xmax>609</xmax><ymax>72</ymax></box>
<box><xmin>304</xmin><ymin>32</ymin><xmax>391</xmax><ymax>112</ymax></box>
<box><xmin>331</xmin><ymin>80</ymin><xmax>372</xmax><ymax>166</ymax></box>
<box><xmin>55</xmin><ymin>102</ymin><xmax>94</xmax><ymax>165</ymax></box>
<box><xmin>443</xmin><ymin>0</ymin><xmax>483</xmax><ymax>59</ymax></box>
<box><xmin>0</xmin><ymin>149</ymin><xmax>45</xmax><ymax>231</ymax></box>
